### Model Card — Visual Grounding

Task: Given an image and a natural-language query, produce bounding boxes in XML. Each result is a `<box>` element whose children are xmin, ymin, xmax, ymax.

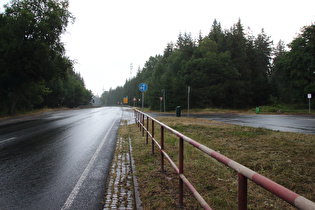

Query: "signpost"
<box><xmin>159</xmin><ymin>97</ymin><xmax>163</xmax><ymax>112</ymax></box>
<box><xmin>139</xmin><ymin>83</ymin><xmax>148</xmax><ymax>92</ymax></box>
<box><xmin>133</xmin><ymin>97</ymin><xmax>136</xmax><ymax>107</ymax></box>
<box><xmin>123</xmin><ymin>96</ymin><xmax>128</xmax><ymax>104</ymax></box>
<box><xmin>139</xmin><ymin>83</ymin><xmax>148</xmax><ymax>111</ymax></box>
<box><xmin>308</xmin><ymin>93</ymin><xmax>312</xmax><ymax>113</ymax></box>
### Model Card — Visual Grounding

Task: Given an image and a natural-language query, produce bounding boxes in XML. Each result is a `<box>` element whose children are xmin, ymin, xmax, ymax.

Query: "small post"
<box><xmin>308</xmin><ymin>93</ymin><xmax>312</xmax><ymax>113</ymax></box>
<box><xmin>188</xmin><ymin>86</ymin><xmax>190</xmax><ymax>118</ymax></box>
<box><xmin>179</xmin><ymin>137</ymin><xmax>184</xmax><ymax>207</ymax></box>
<box><xmin>160</xmin><ymin>98</ymin><xmax>162</xmax><ymax>112</ymax></box>
<box><xmin>238</xmin><ymin>173</ymin><xmax>247</xmax><ymax>210</ymax></box>
<box><xmin>161</xmin><ymin>126</ymin><xmax>164</xmax><ymax>172</ymax></box>
<box><xmin>146</xmin><ymin>116</ymin><xmax>149</xmax><ymax>144</ymax></box>
<box><xmin>142</xmin><ymin>92</ymin><xmax>144</xmax><ymax>112</ymax></box>
<box><xmin>152</xmin><ymin>120</ymin><xmax>154</xmax><ymax>155</ymax></box>
<box><xmin>162</xmin><ymin>89</ymin><xmax>166</xmax><ymax>113</ymax></box>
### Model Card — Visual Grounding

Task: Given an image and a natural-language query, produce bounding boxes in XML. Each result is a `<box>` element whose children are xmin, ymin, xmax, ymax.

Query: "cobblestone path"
<box><xmin>103</xmin><ymin>135</ymin><xmax>134</xmax><ymax>209</ymax></box>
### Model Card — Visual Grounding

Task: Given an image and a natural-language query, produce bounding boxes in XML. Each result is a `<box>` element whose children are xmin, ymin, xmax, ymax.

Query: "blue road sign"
<box><xmin>139</xmin><ymin>83</ymin><xmax>148</xmax><ymax>92</ymax></box>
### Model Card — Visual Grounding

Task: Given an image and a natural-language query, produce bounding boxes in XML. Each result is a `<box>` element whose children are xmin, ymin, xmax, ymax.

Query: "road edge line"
<box><xmin>61</xmin><ymin>120</ymin><xmax>117</xmax><ymax>210</ymax></box>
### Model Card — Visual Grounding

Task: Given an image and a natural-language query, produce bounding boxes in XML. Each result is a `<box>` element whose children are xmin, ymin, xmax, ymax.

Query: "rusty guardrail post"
<box><xmin>139</xmin><ymin>112</ymin><xmax>142</xmax><ymax>132</ymax></box>
<box><xmin>136</xmin><ymin>110</ymin><xmax>138</xmax><ymax>126</ymax></box>
<box><xmin>152</xmin><ymin>120</ymin><xmax>155</xmax><ymax>155</ymax></box>
<box><xmin>161</xmin><ymin>125</ymin><xmax>164</xmax><ymax>172</ymax></box>
<box><xmin>142</xmin><ymin>113</ymin><xmax>144</xmax><ymax>137</ymax></box>
<box><xmin>238</xmin><ymin>173</ymin><xmax>247</xmax><ymax>210</ymax></box>
<box><xmin>179</xmin><ymin>137</ymin><xmax>184</xmax><ymax>207</ymax></box>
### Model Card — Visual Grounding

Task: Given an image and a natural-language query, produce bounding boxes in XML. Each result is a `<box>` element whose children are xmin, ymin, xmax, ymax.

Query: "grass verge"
<box><xmin>0</xmin><ymin>107</ymin><xmax>69</xmax><ymax>120</ymax></box>
<box><xmin>147</xmin><ymin>105</ymin><xmax>314</xmax><ymax>115</ymax></box>
<box><xmin>125</xmin><ymin>116</ymin><xmax>315</xmax><ymax>209</ymax></box>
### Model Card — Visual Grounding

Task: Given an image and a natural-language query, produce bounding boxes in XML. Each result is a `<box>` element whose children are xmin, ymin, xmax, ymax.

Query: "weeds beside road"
<box><xmin>121</xmin><ymin>116</ymin><xmax>314</xmax><ymax>209</ymax></box>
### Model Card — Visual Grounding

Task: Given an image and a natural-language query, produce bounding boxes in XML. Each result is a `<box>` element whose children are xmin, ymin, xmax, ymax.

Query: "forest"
<box><xmin>0</xmin><ymin>0</ymin><xmax>92</xmax><ymax>116</ymax></box>
<box><xmin>100</xmin><ymin>20</ymin><xmax>315</xmax><ymax>111</ymax></box>
<box><xmin>1</xmin><ymin>0</ymin><xmax>314</xmax><ymax>115</ymax></box>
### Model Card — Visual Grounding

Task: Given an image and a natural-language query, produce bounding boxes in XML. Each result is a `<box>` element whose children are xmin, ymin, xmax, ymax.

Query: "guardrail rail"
<box><xmin>134</xmin><ymin>109</ymin><xmax>315</xmax><ymax>210</ymax></box>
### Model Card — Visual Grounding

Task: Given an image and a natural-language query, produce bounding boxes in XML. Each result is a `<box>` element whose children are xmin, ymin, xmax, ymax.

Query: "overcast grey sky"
<box><xmin>1</xmin><ymin>0</ymin><xmax>315</xmax><ymax>95</ymax></box>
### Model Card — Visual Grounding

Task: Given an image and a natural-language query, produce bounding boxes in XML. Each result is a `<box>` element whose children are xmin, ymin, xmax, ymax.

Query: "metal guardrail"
<box><xmin>134</xmin><ymin>109</ymin><xmax>315</xmax><ymax>210</ymax></box>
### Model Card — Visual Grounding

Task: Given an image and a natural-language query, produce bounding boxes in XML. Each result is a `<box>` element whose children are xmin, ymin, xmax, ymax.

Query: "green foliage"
<box><xmin>101</xmin><ymin>19</ymin><xmax>276</xmax><ymax>110</ymax></box>
<box><xmin>100</xmin><ymin>19</ymin><xmax>314</xmax><ymax>111</ymax></box>
<box><xmin>44</xmin><ymin>68</ymin><xmax>92</xmax><ymax>108</ymax></box>
<box><xmin>272</xmin><ymin>23</ymin><xmax>315</xmax><ymax>107</ymax></box>
<box><xmin>0</xmin><ymin>0</ymin><xmax>91</xmax><ymax>115</ymax></box>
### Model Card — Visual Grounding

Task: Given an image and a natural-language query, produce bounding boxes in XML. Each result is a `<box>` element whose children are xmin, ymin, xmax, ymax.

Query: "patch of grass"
<box><xmin>253</xmin><ymin>104</ymin><xmax>313</xmax><ymax>114</ymax></box>
<box><xmin>189</xmin><ymin>107</ymin><xmax>249</xmax><ymax>113</ymax></box>
<box><xmin>126</xmin><ymin>116</ymin><xmax>315</xmax><ymax>209</ymax></box>
<box><xmin>0</xmin><ymin>107</ymin><xmax>68</xmax><ymax>120</ymax></box>
<box><xmin>145</xmin><ymin>105</ymin><xmax>314</xmax><ymax>115</ymax></box>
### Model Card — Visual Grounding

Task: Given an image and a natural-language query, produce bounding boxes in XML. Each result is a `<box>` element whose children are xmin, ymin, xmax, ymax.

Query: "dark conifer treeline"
<box><xmin>0</xmin><ymin>0</ymin><xmax>92</xmax><ymax>115</ymax></box>
<box><xmin>101</xmin><ymin>19</ymin><xmax>315</xmax><ymax>111</ymax></box>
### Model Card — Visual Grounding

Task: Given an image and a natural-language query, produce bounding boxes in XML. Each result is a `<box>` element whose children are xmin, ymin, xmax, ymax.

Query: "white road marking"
<box><xmin>0</xmin><ymin>137</ymin><xmax>16</xmax><ymax>144</ymax></box>
<box><xmin>61</xmin><ymin>120</ymin><xmax>117</xmax><ymax>210</ymax></box>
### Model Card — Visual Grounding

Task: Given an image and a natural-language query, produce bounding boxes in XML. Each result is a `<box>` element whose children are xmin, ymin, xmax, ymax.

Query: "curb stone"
<box><xmin>128</xmin><ymin>135</ymin><xmax>143</xmax><ymax>210</ymax></box>
<box><xmin>103</xmin><ymin>108</ymin><xmax>142</xmax><ymax>209</ymax></box>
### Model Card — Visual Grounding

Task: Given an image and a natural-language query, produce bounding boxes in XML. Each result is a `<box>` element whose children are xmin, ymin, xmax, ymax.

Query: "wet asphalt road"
<box><xmin>0</xmin><ymin>107</ymin><xmax>123</xmax><ymax>210</ymax></box>
<box><xmin>149</xmin><ymin>112</ymin><xmax>315</xmax><ymax>134</ymax></box>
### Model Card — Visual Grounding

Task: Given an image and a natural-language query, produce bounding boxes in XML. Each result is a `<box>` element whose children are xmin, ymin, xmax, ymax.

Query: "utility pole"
<box><xmin>308</xmin><ymin>94</ymin><xmax>312</xmax><ymax>113</ymax></box>
<box><xmin>188</xmin><ymin>86</ymin><xmax>190</xmax><ymax>117</ymax></box>
<box><xmin>162</xmin><ymin>89</ymin><xmax>165</xmax><ymax>113</ymax></box>
<box><xmin>130</xmin><ymin>63</ymin><xmax>133</xmax><ymax>78</ymax></box>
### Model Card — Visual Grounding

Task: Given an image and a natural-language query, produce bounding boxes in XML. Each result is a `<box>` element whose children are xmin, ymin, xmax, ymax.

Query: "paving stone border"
<box><xmin>103</xmin><ymin>108</ymin><xmax>142</xmax><ymax>209</ymax></box>
<box><xmin>103</xmin><ymin>136</ymin><xmax>134</xmax><ymax>209</ymax></box>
